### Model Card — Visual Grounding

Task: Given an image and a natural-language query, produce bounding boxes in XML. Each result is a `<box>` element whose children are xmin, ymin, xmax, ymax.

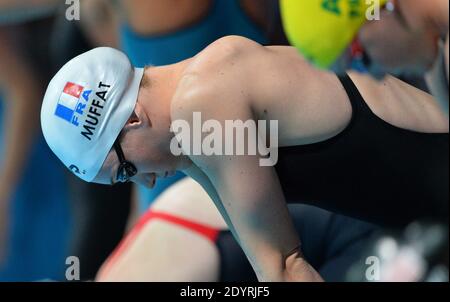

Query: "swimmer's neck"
<box><xmin>138</xmin><ymin>58</ymin><xmax>193</xmax><ymax>119</ymax></box>
<box><xmin>144</xmin><ymin>58</ymin><xmax>194</xmax><ymax>99</ymax></box>
<box><xmin>137</xmin><ymin>59</ymin><xmax>196</xmax><ymax>171</ymax></box>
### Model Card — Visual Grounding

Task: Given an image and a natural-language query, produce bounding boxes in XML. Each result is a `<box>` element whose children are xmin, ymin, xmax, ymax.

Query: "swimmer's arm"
<box><xmin>183</xmin><ymin>165</ymin><xmax>240</xmax><ymax>245</ymax></box>
<box><xmin>172</xmin><ymin>57</ymin><xmax>322</xmax><ymax>281</ymax></box>
<box><xmin>186</xmin><ymin>155</ymin><xmax>321</xmax><ymax>282</ymax></box>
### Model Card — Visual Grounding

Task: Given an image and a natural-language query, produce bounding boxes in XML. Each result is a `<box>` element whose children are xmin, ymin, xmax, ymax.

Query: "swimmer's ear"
<box><xmin>124</xmin><ymin>101</ymin><xmax>152</xmax><ymax>131</ymax></box>
<box><xmin>123</xmin><ymin>110</ymin><xmax>142</xmax><ymax>130</ymax></box>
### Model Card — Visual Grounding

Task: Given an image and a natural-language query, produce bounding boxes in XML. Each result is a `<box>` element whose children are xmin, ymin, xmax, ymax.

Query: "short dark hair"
<box><xmin>139</xmin><ymin>66</ymin><xmax>151</xmax><ymax>89</ymax></box>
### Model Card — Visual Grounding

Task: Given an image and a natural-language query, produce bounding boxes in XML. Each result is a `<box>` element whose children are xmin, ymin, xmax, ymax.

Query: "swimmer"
<box><xmin>41</xmin><ymin>37</ymin><xmax>449</xmax><ymax>281</ymax></box>
<box><xmin>357</xmin><ymin>0</ymin><xmax>449</xmax><ymax>113</ymax></box>
<box><xmin>280</xmin><ymin>0</ymin><xmax>449</xmax><ymax>113</ymax></box>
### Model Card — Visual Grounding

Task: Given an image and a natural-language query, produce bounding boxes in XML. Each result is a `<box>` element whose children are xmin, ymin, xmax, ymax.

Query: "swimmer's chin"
<box><xmin>141</xmin><ymin>177</ymin><xmax>156</xmax><ymax>189</ymax></box>
<box><xmin>127</xmin><ymin>173</ymin><xmax>155</xmax><ymax>189</ymax></box>
<box><xmin>137</xmin><ymin>171</ymin><xmax>177</xmax><ymax>188</ymax></box>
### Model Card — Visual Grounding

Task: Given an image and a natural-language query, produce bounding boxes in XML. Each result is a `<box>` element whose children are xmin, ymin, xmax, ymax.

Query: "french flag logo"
<box><xmin>54</xmin><ymin>82</ymin><xmax>84</xmax><ymax>125</ymax></box>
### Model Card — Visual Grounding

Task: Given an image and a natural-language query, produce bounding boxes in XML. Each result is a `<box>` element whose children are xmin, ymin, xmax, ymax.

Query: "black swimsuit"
<box><xmin>275</xmin><ymin>75</ymin><xmax>449</xmax><ymax>228</ymax></box>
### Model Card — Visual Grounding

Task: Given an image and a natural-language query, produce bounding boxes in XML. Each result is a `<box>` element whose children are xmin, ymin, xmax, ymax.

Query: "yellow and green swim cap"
<box><xmin>280</xmin><ymin>0</ymin><xmax>387</xmax><ymax>69</ymax></box>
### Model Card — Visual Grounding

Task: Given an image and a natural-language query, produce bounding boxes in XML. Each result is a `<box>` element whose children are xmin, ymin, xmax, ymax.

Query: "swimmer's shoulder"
<box><xmin>171</xmin><ymin>36</ymin><xmax>260</xmax><ymax>122</ymax></box>
<box><xmin>200</xmin><ymin>35</ymin><xmax>266</xmax><ymax>61</ymax></box>
<box><xmin>183</xmin><ymin>35</ymin><xmax>267</xmax><ymax>78</ymax></box>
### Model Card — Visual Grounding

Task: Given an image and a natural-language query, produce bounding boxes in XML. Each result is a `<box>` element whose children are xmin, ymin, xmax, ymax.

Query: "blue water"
<box><xmin>0</xmin><ymin>95</ymin><xmax>71</xmax><ymax>281</ymax></box>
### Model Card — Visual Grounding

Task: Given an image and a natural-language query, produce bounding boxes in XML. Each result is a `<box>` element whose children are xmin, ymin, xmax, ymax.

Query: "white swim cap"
<box><xmin>41</xmin><ymin>47</ymin><xmax>144</xmax><ymax>182</ymax></box>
